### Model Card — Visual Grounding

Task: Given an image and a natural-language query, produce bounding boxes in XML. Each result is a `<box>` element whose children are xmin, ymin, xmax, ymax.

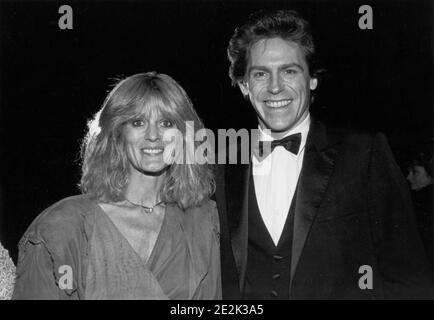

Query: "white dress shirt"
<box><xmin>252</xmin><ymin>114</ymin><xmax>311</xmax><ymax>245</ymax></box>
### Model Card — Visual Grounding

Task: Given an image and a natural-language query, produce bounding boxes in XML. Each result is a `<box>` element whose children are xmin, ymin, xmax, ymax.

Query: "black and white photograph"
<box><xmin>0</xmin><ymin>0</ymin><xmax>433</xmax><ymax>304</ymax></box>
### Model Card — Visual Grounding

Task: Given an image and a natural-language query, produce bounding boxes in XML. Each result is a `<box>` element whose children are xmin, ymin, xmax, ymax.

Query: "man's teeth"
<box><xmin>142</xmin><ymin>148</ymin><xmax>164</xmax><ymax>154</ymax></box>
<box><xmin>265</xmin><ymin>99</ymin><xmax>292</xmax><ymax>108</ymax></box>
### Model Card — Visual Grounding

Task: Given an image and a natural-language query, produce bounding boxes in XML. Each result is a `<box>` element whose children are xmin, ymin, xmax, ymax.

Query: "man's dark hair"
<box><xmin>227</xmin><ymin>9</ymin><xmax>318</xmax><ymax>86</ymax></box>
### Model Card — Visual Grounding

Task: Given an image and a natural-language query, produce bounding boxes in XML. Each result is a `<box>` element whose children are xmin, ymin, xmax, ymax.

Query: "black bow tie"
<box><xmin>258</xmin><ymin>133</ymin><xmax>302</xmax><ymax>157</ymax></box>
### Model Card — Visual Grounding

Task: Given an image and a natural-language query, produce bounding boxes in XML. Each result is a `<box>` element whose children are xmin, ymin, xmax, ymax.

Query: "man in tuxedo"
<box><xmin>214</xmin><ymin>9</ymin><xmax>433</xmax><ymax>299</ymax></box>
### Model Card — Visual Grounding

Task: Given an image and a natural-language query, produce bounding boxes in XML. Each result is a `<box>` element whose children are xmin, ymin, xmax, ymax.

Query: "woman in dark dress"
<box><xmin>13</xmin><ymin>72</ymin><xmax>220</xmax><ymax>299</ymax></box>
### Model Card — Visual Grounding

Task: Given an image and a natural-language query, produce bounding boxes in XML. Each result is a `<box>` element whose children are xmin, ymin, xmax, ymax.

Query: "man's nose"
<box><xmin>267</xmin><ymin>74</ymin><xmax>284</xmax><ymax>94</ymax></box>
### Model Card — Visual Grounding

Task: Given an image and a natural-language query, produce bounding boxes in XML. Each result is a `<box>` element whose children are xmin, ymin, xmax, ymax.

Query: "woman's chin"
<box><xmin>139</xmin><ymin>165</ymin><xmax>170</xmax><ymax>176</ymax></box>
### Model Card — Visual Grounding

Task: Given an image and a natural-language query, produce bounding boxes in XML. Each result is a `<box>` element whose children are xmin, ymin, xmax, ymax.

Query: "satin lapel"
<box><xmin>290</xmin><ymin>122</ymin><xmax>339</xmax><ymax>286</ymax></box>
<box><xmin>225</xmin><ymin>161</ymin><xmax>250</xmax><ymax>292</ymax></box>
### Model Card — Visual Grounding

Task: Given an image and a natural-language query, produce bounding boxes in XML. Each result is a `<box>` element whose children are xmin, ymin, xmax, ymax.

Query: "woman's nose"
<box><xmin>145</xmin><ymin>123</ymin><xmax>159</xmax><ymax>142</ymax></box>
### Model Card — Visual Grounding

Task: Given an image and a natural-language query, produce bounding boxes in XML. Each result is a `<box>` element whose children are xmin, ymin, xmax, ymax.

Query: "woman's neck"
<box><xmin>124</xmin><ymin>171</ymin><xmax>166</xmax><ymax>206</ymax></box>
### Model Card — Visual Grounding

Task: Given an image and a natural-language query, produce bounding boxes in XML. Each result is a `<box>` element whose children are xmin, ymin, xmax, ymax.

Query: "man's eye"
<box><xmin>284</xmin><ymin>69</ymin><xmax>297</xmax><ymax>75</ymax></box>
<box><xmin>252</xmin><ymin>71</ymin><xmax>266</xmax><ymax>79</ymax></box>
<box><xmin>131</xmin><ymin>119</ymin><xmax>145</xmax><ymax>127</ymax></box>
<box><xmin>160</xmin><ymin>119</ymin><xmax>173</xmax><ymax>128</ymax></box>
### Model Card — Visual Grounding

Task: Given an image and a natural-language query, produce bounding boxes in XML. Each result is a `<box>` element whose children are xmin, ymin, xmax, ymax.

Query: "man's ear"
<box><xmin>310</xmin><ymin>77</ymin><xmax>318</xmax><ymax>90</ymax></box>
<box><xmin>238</xmin><ymin>81</ymin><xmax>250</xmax><ymax>96</ymax></box>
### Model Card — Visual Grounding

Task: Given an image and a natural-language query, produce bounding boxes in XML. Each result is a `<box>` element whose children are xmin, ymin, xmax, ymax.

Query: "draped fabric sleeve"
<box><xmin>12</xmin><ymin>196</ymin><xmax>93</xmax><ymax>300</ymax></box>
<box><xmin>12</xmin><ymin>234</ymin><xmax>76</xmax><ymax>299</ymax></box>
<box><xmin>193</xmin><ymin>200</ymin><xmax>222</xmax><ymax>300</ymax></box>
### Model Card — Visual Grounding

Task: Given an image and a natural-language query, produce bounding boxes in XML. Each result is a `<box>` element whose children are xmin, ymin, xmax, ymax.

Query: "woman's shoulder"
<box><xmin>14</xmin><ymin>195</ymin><xmax>98</xmax><ymax>299</ymax></box>
<box><xmin>192</xmin><ymin>199</ymin><xmax>217</xmax><ymax>211</ymax></box>
<box><xmin>183</xmin><ymin>199</ymin><xmax>219</xmax><ymax>233</ymax></box>
<box><xmin>185</xmin><ymin>199</ymin><xmax>217</xmax><ymax>218</ymax></box>
<box><xmin>20</xmin><ymin>194</ymin><xmax>99</xmax><ymax>247</ymax></box>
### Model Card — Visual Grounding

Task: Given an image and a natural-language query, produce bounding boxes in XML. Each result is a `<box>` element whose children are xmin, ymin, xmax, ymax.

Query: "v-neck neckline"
<box><xmin>93</xmin><ymin>200</ymin><xmax>169</xmax><ymax>267</ymax></box>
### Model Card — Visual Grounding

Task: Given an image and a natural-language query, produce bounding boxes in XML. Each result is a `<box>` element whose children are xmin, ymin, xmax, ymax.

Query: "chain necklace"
<box><xmin>124</xmin><ymin>199</ymin><xmax>166</xmax><ymax>214</ymax></box>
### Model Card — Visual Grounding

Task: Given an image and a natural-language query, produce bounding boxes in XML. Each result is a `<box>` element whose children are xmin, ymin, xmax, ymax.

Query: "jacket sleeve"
<box><xmin>368</xmin><ymin>133</ymin><xmax>434</xmax><ymax>299</ymax></box>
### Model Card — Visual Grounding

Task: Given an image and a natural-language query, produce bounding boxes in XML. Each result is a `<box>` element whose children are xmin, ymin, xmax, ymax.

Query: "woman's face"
<box><xmin>123</xmin><ymin>109</ymin><xmax>178</xmax><ymax>176</ymax></box>
<box><xmin>406</xmin><ymin>165</ymin><xmax>432</xmax><ymax>191</ymax></box>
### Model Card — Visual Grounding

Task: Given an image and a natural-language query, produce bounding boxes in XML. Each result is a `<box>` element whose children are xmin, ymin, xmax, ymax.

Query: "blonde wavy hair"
<box><xmin>80</xmin><ymin>72</ymin><xmax>215</xmax><ymax>209</ymax></box>
<box><xmin>0</xmin><ymin>242</ymin><xmax>15</xmax><ymax>300</ymax></box>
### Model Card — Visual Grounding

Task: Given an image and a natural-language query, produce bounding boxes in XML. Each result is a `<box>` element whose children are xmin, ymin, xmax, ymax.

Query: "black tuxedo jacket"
<box><xmin>214</xmin><ymin>121</ymin><xmax>433</xmax><ymax>299</ymax></box>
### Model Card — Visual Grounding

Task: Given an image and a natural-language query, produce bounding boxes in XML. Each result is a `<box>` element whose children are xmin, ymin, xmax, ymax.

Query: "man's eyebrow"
<box><xmin>248</xmin><ymin>66</ymin><xmax>269</xmax><ymax>73</ymax></box>
<box><xmin>248</xmin><ymin>63</ymin><xmax>305</xmax><ymax>73</ymax></box>
<box><xmin>280</xmin><ymin>63</ymin><xmax>305</xmax><ymax>71</ymax></box>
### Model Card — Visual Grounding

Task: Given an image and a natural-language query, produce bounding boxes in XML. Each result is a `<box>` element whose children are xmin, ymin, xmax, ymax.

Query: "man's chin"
<box><xmin>262</xmin><ymin>113</ymin><xmax>307</xmax><ymax>133</ymax></box>
<box><xmin>263</xmin><ymin>121</ymin><xmax>295</xmax><ymax>133</ymax></box>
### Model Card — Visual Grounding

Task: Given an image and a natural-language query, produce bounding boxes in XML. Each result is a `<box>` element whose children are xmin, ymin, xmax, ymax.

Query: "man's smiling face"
<box><xmin>239</xmin><ymin>37</ymin><xmax>317</xmax><ymax>138</ymax></box>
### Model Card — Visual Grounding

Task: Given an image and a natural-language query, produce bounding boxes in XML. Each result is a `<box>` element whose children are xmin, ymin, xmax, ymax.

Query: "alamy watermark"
<box><xmin>358</xmin><ymin>265</ymin><xmax>373</xmax><ymax>290</ymax></box>
<box><xmin>57</xmin><ymin>4</ymin><xmax>374</xmax><ymax>32</ymax></box>
<box><xmin>161</xmin><ymin>121</ymin><xmax>273</xmax><ymax>169</ymax></box>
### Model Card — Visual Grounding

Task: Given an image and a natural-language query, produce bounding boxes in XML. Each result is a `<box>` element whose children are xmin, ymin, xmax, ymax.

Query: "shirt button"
<box><xmin>273</xmin><ymin>255</ymin><xmax>283</xmax><ymax>261</ymax></box>
<box><xmin>273</xmin><ymin>273</ymin><xmax>281</xmax><ymax>280</ymax></box>
<box><xmin>271</xmin><ymin>290</ymin><xmax>278</xmax><ymax>297</ymax></box>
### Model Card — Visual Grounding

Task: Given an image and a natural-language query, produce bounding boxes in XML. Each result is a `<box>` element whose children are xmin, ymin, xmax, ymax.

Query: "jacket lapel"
<box><xmin>290</xmin><ymin>121</ymin><xmax>340</xmax><ymax>287</ymax></box>
<box><xmin>225</xmin><ymin>159</ymin><xmax>250</xmax><ymax>292</ymax></box>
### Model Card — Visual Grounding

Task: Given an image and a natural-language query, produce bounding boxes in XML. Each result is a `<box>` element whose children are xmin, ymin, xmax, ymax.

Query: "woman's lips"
<box><xmin>141</xmin><ymin>147</ymin><xmax>164</xmax><ymax>155</ymax></box>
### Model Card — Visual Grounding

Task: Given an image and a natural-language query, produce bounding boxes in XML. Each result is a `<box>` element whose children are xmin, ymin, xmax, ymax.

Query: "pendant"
<box><xmin>143</xmin><ymin>207</ymin><xmax>153</xmax><ymax>213</ymax></box>
<box><xmin>124</xmin><ymin>199</ymin><xmax>164</xmax><ymax>214</ymax></box>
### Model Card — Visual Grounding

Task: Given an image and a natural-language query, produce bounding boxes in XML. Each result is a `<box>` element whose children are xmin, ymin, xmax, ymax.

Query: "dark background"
<box><xmin>0</xmin><ymin>0</ymin><xmax>432</xmax><ymax>262</ymax></box>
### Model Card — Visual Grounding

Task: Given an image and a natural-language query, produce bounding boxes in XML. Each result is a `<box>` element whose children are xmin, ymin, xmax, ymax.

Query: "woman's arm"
<box><xmin>12</xmin><ymin>197</ymin><xmax>90</xmax><ymax>300</ymax></box>
<box><xmin>12</xmin><ymin>236</ymin><xmax>73</xmax><ymax>300</ymax></box>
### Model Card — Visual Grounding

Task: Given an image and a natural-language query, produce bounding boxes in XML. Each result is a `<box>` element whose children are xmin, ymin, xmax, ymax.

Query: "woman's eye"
<box><xmin>160</xmin><ymin>120</ymin><xmax>173</xmax><ymax>128</ymax></box>
<box><xmin>131</xmin><ymin>119</ymin><xmax>145</xmax><ymax>127</ymax></box>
